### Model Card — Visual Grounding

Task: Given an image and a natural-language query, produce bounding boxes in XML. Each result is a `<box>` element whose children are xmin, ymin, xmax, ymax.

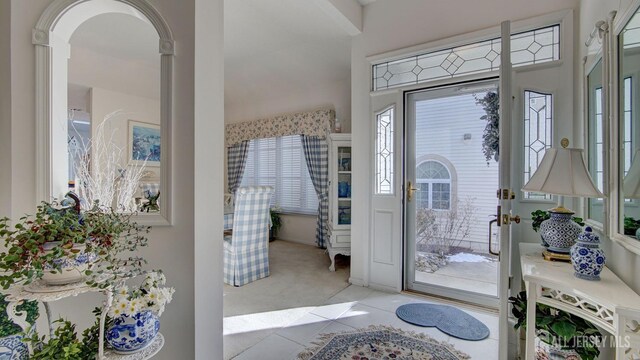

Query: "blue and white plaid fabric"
<box><xmin>301</xmin><ymin>135</ymin><xmax>329</xmax><ymax>248</ymax></box>
<box><xmin>227</xmin><ymin>141</ymin><xmax>250</xmax><ymax>194</ymax></box>
<box><xmin>223</xmin><ymin>186</ymin><xmax>274</xmax><ymax>286</ymax></box>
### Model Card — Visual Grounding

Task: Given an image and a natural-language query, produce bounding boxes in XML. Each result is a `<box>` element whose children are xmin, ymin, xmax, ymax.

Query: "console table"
<box><xmin>520</xmin><ymin>243</ymin><xmax>640</xmax><ymax>360</ymax></box>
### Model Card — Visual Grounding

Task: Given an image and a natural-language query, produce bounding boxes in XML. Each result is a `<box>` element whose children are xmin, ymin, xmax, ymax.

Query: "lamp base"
<box><xmin>542</xmin><ymin>249</ymin><xmax>571</xmax><ymax>262</ymax></box>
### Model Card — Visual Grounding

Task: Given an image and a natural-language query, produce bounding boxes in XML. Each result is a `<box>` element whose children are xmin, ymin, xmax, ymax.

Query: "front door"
<box><xmin>404</xmin><ymin>79</ymin><xmax>502</xmax><ymax>308</ymax></box>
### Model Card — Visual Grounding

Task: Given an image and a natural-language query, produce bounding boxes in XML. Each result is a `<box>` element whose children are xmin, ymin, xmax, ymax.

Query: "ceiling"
<box><xmin>69</xmin><ymin>13</ymin><xmax>159</xmax><ymax>65</ymax></box>
<box><xmin>224</xmin><ymin>0</ymin><xmax>353</xmax><ymax>117</ymax></box>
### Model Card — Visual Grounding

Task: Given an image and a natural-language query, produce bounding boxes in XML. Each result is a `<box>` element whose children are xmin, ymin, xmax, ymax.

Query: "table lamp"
<box><xmin>522</xmin><ymin>138</ymin><xmax>604</xmax><ymax>261</ymax></box>
<box><xmin>624</xmin><ymin>149</ymin><xmax>640</xmax><ymax>239</ymax></box>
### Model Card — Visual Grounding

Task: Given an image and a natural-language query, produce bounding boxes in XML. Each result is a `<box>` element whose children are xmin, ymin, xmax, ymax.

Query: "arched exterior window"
<box><xmin>416</xmin><ymin>160</ymin><xmax>452</xmax><ymax>210</ymax></box>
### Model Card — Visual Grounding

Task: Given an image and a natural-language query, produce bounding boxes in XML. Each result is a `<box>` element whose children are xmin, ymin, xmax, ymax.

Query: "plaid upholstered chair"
<box><xmin>223</xmin><ymin>186</ymin><xmax>274</xmax><ymax>286</ymax></box>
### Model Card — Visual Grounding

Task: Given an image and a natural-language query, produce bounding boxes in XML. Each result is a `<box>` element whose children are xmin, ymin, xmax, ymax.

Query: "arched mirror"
<box><xmin>34</xmin><ymin>0</ymin><xmax>173</xmax><ymax>225</ymax></box>
<box><xmin>585</xmin><ymin>20</ymin><xmax>608</xmax><ymax>228</ymax></box>
<box><xmin>618</xmin><ymin>3</ymin><xmax>640</xmax><ymax>241</ymax></box>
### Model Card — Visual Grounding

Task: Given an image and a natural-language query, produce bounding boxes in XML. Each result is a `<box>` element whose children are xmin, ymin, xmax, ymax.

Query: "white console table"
<box><xmin>520</xmin><ymin>243</ymin><xmax>640</xmax><ymax>360</ymax></box>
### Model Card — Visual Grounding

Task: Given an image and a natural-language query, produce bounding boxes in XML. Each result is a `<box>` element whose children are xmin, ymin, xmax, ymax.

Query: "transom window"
<box><xmin>241</xmin><ymin>135</ymin><xmax>318</xmax><ymax>214</ymax></box>
<box><xmin>372</xmin><ymin>24</ymin><xmax>560</xmax><ymax>91</ymax></box>
<box><xmin>416</xmin><ymin>161</ymin><xmax>451</xmax><ymax>210</ymax></box>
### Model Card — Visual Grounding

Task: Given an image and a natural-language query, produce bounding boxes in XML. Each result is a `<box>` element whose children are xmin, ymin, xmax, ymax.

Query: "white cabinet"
<box><xmin>327</xmin><ymin>133</ymin><xmax>351</xmax><ymax>271</ymax></box>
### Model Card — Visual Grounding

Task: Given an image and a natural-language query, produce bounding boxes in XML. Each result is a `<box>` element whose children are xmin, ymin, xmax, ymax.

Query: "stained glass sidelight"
<box><xmin>524</xmin><ymin>90</ymin><xmax>553</xmax><ymax>200</ymax></box>
<box><xmin>372</xmin><ymin>25</ymin><xmax>560</xmax><ymax>91</ymax></box>
<box><xmin>375</xmin><ymin>107</ymin><xmax>394</xmax><ymax>194</ymax></box>
<box><xmin>624</xmin><ymin>77</ymin><xmax>633</xmax><ymax>176</ymax></box>
<box><xmin>594</xmin><ymin>87</ymin><xmax>604</xmax><ymax>192</ymax></box>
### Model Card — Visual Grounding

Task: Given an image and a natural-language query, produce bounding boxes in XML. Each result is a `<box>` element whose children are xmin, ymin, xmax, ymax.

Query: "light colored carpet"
<box><xmin>223</xmin><ymin>240</ymin><xmax>350</xmax><ymax>317</ymax></box>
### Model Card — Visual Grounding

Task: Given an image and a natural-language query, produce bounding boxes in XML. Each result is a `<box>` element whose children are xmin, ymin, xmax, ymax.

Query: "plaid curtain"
<box><xmin>301</xmin><ymin>135</ymin><xmax>329</xmax><ymax>248</ymax></box>
<box><xmin>227</xmin><ymin>140</ymin><xmax>250</xmax><ymax>194</ymax></box>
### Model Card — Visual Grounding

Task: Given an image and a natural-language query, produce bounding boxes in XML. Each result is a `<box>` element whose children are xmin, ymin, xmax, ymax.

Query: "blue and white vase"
<box><xmin>106</xmin><ymin>310</ymin><xmax>160</xmax><ymax>354</ymax></box>
<box><xmin>0</xmin><ymin>335</ymin><xmax>29</xmax><ymax>360</ymax></box>
<box><xmin>539</xmin><ymin>211</ymin><xmax>582</xmax><ymax>253</ymax></box>
<box><xmin>42</xmin><ymin>243</ymin><xmax>97</xmax><ymax>285</ymax></box>
<box><xmin>570</xmin><ymin>227</ymin><xmax>606</xmax><ymax>281</ymax></box>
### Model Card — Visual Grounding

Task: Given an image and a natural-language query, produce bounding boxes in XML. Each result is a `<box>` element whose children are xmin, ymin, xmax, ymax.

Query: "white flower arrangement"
<box><xmin>109</xmin><ymin>271</ymin><xmax>175</xmax><ymax>318</ymax></box>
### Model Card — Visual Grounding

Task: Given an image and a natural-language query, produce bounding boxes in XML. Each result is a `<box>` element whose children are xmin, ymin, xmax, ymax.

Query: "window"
<box><xmin>241</xmin><ymin>135</ymin><xmax>318</xmax><ymax>214</ymax></box>
<box><xmin>416</xmin><ymin>161</ymin><xmax>451</xmax><ymax>210</ymax></box>
<box><xmin>594</xmin><ymin>87</ymin><xmax>604</xmax><ymax>192</ymax></box>
<box><xmin>523</xmin><ymin>90</ymin><xmax>553</xmax><ymax>200</ymax></box>
<box><xmin>624</xmin><ymin>76</ymin><xmax>633</xmax><ymax>176</ymax></box>
<box><xmin>375</xmin><ymin>107</ymin><xmax>394</xmax><ymax>194</ymax></box>
<box><xmin>372</xmin><ymin>25</ymin><xmax>561</xmax><ymax>91</ymax></box>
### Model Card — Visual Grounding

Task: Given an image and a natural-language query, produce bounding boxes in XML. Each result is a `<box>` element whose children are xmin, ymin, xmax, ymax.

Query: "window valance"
<box><xmin>225</xmin><ymin>108</ymin><xmax>335</xmax><ymax>147</ymax></box>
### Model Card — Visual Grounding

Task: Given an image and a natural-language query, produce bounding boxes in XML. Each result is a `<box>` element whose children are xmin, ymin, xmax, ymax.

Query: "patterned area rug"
<box><xmin>297</xmin><ymin>325</ymin><xmax>469</xmax><ymax>360</ymax></box>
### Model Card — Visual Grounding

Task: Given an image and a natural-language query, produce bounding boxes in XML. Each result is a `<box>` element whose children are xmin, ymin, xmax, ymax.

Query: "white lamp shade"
<box><xmin>522</xmin><ymin>147</ymin><xmax>604</xmax><ymax>198</ymax></box>
<box><xmin>624</xmin><ymin>150</ymin><xmax>640</xmax><ymax>198</ymax></box>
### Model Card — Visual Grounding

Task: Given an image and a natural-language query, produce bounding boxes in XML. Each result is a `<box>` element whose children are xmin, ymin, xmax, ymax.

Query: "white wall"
<box><xmin>277</xmin><ymin>214</ymin><xmax>317</xmax><ymax>246</ymax></box>
<box><xmin>3</xmin><ymin>1</ymin><xmax>225</xmax><ymax>359</ymax></box>
<box><xmin>90</xmin><ymin>87</ymin><xmax>161</xmax><ymax>181</ymax></box>
<box><xmin>225</xmin><ymin>77</ymin><xmax>351</xmax><ymax>132</ymax></box>
<box><xmin>69</xmin><ymin>45</ymin><xmax>160</xmax><ymax>100</ymax></box>
<box><xmin>580</xmin><ymin>0</ymin><xmax>640</xmax><ymax>294</ymax></box>
<box><xmin>0</xmin><ymin>1</ymin><xmax>11</xmax><ymax>218</ymax></box>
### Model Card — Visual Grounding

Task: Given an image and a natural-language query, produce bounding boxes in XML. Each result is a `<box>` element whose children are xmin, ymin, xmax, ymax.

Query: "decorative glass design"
<box><xmin>416</xmin><ymin>161</ymin><xmax>451</xmax><ymax>210</ymax></box>
<box><xmin>624</xmin><ymin>77</ymin><xmax>633</xmax><ymax>176</ymax></box>
<box><xmin>375</xmin><ymin>107</ymin><xmax>394</xmax><ymax>194</ymax></box>
<box><xmin>372</xmin><ymin>25</ymin><xmax>560</xmax><ymax>91</ymax></box>
<box><xmin>524</xmin><ymin>90</ymin><xmax>553</xmax><ymax>200</ymax></box>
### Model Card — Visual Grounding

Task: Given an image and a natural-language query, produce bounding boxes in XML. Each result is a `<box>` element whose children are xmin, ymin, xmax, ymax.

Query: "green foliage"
<box><xmin>476</xmin><ymin>91</ymin><xmax>500</xmax><ymax>164</ymax></box>
<box><xmin>270</xmin><ymin>209</ymin><xmax>282</xmax><ymax>233</ymax></box>
<box><xmin>0</xmin><ymin>197</ymin><xmax>150</xmax><ymax>290</ymax></box>
<box><xmin>530</xmin><ymin>210</ymin><xmax>585</xmax><ymax>233</ymax></box>
<box><xmin>0</xmin><ymin>295</ymin><xmax>39</xmax><ymax>337</ymax></box>
<box><xmin>24</xmin><ymin>309</ymin><xmax>107</xmax><ymax>360</ymax></box>
<box><xmin>509</xmin><ymin>291</ymin><xmax>601</xmax><ymax>360</ymax></box>
<box><xmin>624</xmin><ymin>216</ymin><xmax>640</xmax><ymax>235</ymax></box>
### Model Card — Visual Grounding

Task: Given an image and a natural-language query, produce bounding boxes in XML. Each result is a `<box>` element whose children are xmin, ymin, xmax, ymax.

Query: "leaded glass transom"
<box><xmin>375</xmin><ymin>107</ymin><xmax>394</xmax><ymax>194</ymax></box>
<box><xmin>372</xmin><ymin>25</ymin><xmax>560</xmax><ymax>91</ymax></box>
<box><xmin>524</xmin><ymin>90</ymin><xmax>553</xmax><ymax>200</ymax></box>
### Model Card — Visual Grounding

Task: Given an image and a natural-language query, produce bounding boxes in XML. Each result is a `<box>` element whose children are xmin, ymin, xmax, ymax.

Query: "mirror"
<box><xmin>67</xmin><ymin>13</ymin><xmax>161</xmax><ymax>214</ymax></box>
<box><xmin>34</xmin><ymin>0</ymin><xmax>173</xmax><ymax>225</ymax></box>
<box><xmin>587</xmin><ymin>58</ymin><xmax>605</xmax><ymax>224</ymax></box>
<box><xmin>619</xmin><ymin>6</ymin><xmax>640</xmax><ymax>239</ymax></box>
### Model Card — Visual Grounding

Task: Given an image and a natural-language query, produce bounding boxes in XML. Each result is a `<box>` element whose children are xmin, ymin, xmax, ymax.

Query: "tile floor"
<box><xmin>224</xmin><ymin>285</ymin><xmax>502</xmax><ymax>359</ymax></box>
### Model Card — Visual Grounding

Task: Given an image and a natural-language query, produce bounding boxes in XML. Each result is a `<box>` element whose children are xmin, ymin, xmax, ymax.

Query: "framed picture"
<box><xmin>128</xmin><ymin>120</ymin><xmax>161</xmax><ymax>166</ymax></box>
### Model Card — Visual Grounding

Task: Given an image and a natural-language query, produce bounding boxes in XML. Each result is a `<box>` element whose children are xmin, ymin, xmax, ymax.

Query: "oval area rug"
<box><xmin>396</xmin><ymin>303</ymin><xmax>490</xmax><ymax>341</ymax></box>
<box><xmin>297</xmin><ymin>325</ymin><xmax>469</xmax><ymax>360</ymax></box>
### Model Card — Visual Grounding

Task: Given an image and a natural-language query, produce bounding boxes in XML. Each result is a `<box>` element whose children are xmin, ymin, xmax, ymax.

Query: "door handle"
<box><xmin>407</xmin><ymin>181</ymin><xmax>419</xmax><ymax>202</ymax></box>
<box><xmin>489</xmin><ymin>218</ymin><xmax>499</xmax><ymax>256</ymax></box>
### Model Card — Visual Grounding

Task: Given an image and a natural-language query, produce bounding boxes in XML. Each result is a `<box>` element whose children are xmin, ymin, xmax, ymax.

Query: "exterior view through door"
<box><xmin>405</xmin><ymin>80</ymin><xmax>500</xmax><ymax>307</ymax></box>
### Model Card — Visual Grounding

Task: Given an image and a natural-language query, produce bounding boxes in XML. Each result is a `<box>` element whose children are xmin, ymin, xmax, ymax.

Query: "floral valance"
<box><xmin>225</xmin><ymin>108</ymin><xmax>335</xmax><ymax>147</ymax></box>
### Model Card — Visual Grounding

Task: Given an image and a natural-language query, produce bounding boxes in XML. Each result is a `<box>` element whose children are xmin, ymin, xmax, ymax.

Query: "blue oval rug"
<box><xmin>396</xmin><ymin>303</ymin><xmax>490</xmax><ymax>341</ymax></box>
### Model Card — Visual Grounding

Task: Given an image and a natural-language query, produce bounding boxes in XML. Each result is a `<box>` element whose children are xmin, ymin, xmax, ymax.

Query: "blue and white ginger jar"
<box><xmin>540</xmin><ymin>211</ymin><xmax>582</xmax><ymax>253</ymax></box>
<box><xmin>106</xmin><ymin>310</ymin><xmax>160</xmax><ymax>354</ymax></box>
<box><xmin>570</xmin><ymin>227</ymin><xmax>606</xmax><ymax>281</ymax></box>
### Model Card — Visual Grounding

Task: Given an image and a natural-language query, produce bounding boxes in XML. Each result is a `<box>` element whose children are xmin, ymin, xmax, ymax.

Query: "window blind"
<box><xmin>241</xmin><ymin>135</ymin><xmax>319</xmax><ymax>214</ymax></box>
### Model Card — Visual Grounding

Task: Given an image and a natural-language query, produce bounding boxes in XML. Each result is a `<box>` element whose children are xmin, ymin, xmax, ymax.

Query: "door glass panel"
<box><xmin>409</xmin><ymin>83</ymin><xmax>499</xmax><ymax>299</ymax></box>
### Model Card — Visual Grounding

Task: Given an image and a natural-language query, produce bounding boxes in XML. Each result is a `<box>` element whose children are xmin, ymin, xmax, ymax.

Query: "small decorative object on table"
<box><xmin>570</xmin><ymin>227</ymin><xmax>606</xmax><ymax>281</ymax></box>
<box><xmin>522</xmin><ymin>138</ymin><xmax>603</xmax><ymax>261</ymax></box>
<box><xmin>106</xmin><ymin>271</ymin><xmax>174</xmax><ymax>354</ymax></box>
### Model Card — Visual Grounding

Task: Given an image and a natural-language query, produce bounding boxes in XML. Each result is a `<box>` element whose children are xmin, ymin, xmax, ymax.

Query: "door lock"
<box><xmin>501</xmin><ymin>214</ymin><xmax>521</xmax><ymax>226</ymax></box>
<box><xmin>407</xmin><ymin>181</ymin><xmax>419</xmax><ymax>202</ymax></box>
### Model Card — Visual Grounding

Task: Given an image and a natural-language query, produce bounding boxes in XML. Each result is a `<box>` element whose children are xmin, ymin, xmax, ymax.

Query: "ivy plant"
<box><xmin>476</xmin><ymin>91</ymin><xmax>500</xmax><ymax>164</ymax></box>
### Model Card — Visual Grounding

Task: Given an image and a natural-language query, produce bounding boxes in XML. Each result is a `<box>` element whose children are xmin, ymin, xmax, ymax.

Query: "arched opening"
<box><xmin>34</xmin><ymin>0</ymin><xmax>173</xmax><ymax>225</ymax></box>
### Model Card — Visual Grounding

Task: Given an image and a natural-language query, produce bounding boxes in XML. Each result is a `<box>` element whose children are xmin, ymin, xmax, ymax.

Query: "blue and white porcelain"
<box><xmin>42</xmin><ymin>243</ymin><xmax>97</xmax><ymax>285</ymax></box>
<box><xmin>570</xmin><ymin>227</ymin><xmax>606</xmax><ymax>281</ymax></box>
<box><xmin>0</xmin><ymin>335</ymin><xmax>29</xmax><ymax>360</ymax></box>
<box><xmin>539</xmin><ymin>210</ymin><xmax>583</xmax><ymax>254</ymax></box>
<box><xmin>106</xmin><ymin>310</ymin><xmax>160</xmax><ymax>354</ymax></box>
